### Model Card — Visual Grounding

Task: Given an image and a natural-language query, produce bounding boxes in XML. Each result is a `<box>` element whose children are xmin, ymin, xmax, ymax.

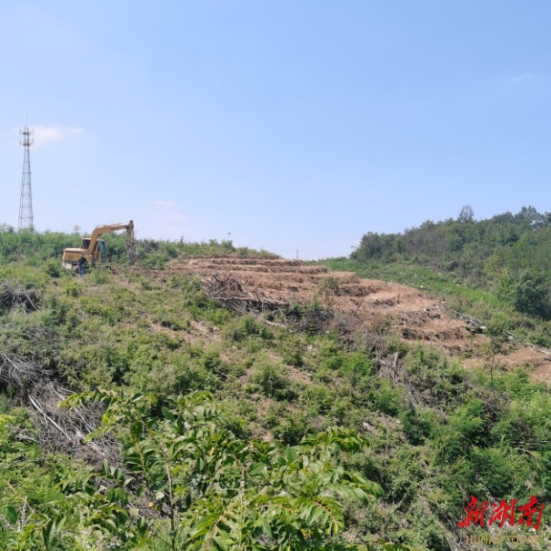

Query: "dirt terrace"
<box><xmin>144</xmin><ymin>257</ymin><xmax>551</xmax><ymax>382</ymax></box>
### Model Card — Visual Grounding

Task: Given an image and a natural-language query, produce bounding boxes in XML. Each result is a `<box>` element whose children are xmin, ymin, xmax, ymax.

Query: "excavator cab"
<box><xmin>80</xmin><ymin>238</ymin><xmax>107</xmax><ymax>260</ymax></box>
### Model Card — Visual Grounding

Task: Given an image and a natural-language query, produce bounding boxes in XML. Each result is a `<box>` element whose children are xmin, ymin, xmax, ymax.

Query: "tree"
<box><xmin>458</xmin><ymin>206</ymin><xmax>474</xmax><ymax>224</ymax></box>
<box><xmin>516</xmin><ymin>205</ymin><xmax>539</xmax><ymax>221</ymax></box>
<box><xmin>0</xmin><ymin>223</ymin><xmax>15</xmax><ymax>233</ymax></box>
<box><xmin>356</xmin><ymin>232</ymin><xmax>383</xmax><ymax>260</ymax></box>
<box><xmin>482</xmin><ymin>321</ymin><xmax>509</xmax><ymax>398</ymax></box>
<box><xmin>513</xmin><ymin>272</ymin><xmax>551</xmax><ymax>319</ymax></box>
<box><xmin>19</xmin><ymin>391</ymin><xmax>384</xmax><ymax>550</ymax></box>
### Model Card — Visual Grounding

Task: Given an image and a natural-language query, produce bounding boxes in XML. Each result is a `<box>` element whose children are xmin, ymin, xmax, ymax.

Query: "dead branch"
<box><xmin>203</xmin><ymin>274</ymin><xmax>290</xmax><ymax>314</ymax></box>
<box><xmin>0</xmin><ymin>281</ymin><xmax>38</xmax><ymax>313</ymax></box>
<box><xmin>0</xmin><ymin>351</ymin><xmax>118</xmax><ymax>465</ymax></box>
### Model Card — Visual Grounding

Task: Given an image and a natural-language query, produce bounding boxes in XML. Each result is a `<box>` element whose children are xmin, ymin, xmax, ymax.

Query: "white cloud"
<box><xmin>153</xmin><ymin>200</ymin><xmax>189</xmax><ymax>237</ymax></box>
<box><xmin>12</xmin><ymin>125</ymin><xmax>92</xmax><ymax>147</ymax></box>
<box><xmin>154</xmin><ymin>200</ymin><xmax>177</xmax><ymax>207</ymax></box>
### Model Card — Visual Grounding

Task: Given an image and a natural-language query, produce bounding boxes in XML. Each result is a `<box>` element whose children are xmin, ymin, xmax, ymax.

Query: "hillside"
<box><xmin>1</xmin><ymin>230</ymin><xmax>550</xmax><ymax>550</ymax></box>
<box><xmin>349</xmin><ymin>206</ymin><xmax>551</xmax><ymax>326</ymax></box>
<box><xmin>151</xmin><ymin>257</ymin><xmax>551</xmax><ymax>382</ymax></box>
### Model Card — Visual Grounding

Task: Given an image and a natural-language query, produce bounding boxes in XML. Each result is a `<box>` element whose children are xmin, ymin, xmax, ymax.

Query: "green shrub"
<box><xmin>399</xmin><ymin>407</ymin><xmax>435</xmax><ymax>445</ymax></box>
<box><xmin>272</xmin><ymin>412</ymin><xmax>313</xmax><ymax>445</ymax></box>
<box><xmin>65</xmin><ymin>283</ymin><xmax>80</xmax><ymax>297</ymax></box>
<box><xmin>140</xmin><ymin>252</ymin><xmax>170</xmax><ymax>269</ymax></box>
<box><xmin>370</xmin><ymin>379</ymin><xmax>403</xmax><ymax>416</ymax></box>
<box><xmin>279</xmin><ymin>337</ymin><xmax>305</xmax><ymax>367</ymax></box>
<box><xmin>264</xmin><ymin>403</ymin><xmax>314</xmax><ymax>445</ymax></box>
<box><xmin>224</xmin><ymin>316</ymin><xmax>273</xmax><ymax>343</ymax></box>
<box><xmin>90</xmin><ymin>267</ymin><xmax>110</xmax><ymax>284</ymax></box>
<box><xmin>43</xmin><ymin>259</ymin><xmax>61</xmax><ymax>278</ymax></box>
<box><xmin>339</xmin><ymin>351</ymin><xmax>373</xmax><ymax>385</ymax></box>
<box><xmin>250</xmin><ymin>359</ymin><xmax>296</xmax><ymax>401</ymax></box>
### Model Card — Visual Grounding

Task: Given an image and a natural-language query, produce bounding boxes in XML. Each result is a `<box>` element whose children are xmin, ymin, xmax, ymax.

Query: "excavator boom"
<box><xmin>62</xmin><ymin>220</ymin><xmax>137</xmax><ymax>267</ymax></box>
<box><xmin>89</xmin><ymin>220</ymin><xmax>138</xmax><ymax>265</ymax></box>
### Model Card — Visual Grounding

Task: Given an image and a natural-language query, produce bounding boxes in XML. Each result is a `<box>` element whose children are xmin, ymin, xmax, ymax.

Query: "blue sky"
<box><xmin>1</xmin><ymin>1</ymin><xmax>550</xmax><ymax>259</ymax></box>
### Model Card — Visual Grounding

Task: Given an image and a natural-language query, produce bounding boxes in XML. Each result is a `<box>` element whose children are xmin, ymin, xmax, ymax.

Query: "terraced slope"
<box><xmin>137</xmin><ymin>257</ymin><xmax>551</xmax><ymax>381</ymax></box>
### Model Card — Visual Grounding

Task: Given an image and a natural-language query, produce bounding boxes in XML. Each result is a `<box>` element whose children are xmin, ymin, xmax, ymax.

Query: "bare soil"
<box><xmin>463</xmin><ymin>347</ymin><xmax>551</xmax><ymax>383</ymax></box>
<box><xmin>137</xmin><ymin>257</ymin><xmax>551</xmax><ymax>382</ymax></box>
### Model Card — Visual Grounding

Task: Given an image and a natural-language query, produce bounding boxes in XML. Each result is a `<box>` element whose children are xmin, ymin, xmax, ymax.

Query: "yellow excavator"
<box><xmin>62</xmin><ymin>220</ymin><xmax>138</xmax><ymax>269</ymax></box>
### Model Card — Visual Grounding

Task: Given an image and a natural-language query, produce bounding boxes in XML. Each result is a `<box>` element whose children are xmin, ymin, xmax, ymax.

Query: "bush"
<box><xmin>264</xmin><ymin>403</ymin><xmax>314</xmax><ymax>445</ymax></box>
<box><xmin>43</xmin><ymin>259</ymin><xmax>61</xmax><ymax>278</ymax></box>
<box><xmin>139</xmin><ymin>252</ymin><xmax>170</xmax><ymax>269</ymax></box>
<box><xmin>272</xmin><ymin>412</ymin><xmax>313</xmax><ymax>445</ymax></box>
<box><xmin>513</xmin><ymin>271</ymin><xmax>551</xmax><ymax>319</ymax></box>
<box><xmin>250</xmin><ymin>359</ymin><xmax>296</xmax><ymax>401</ymax></box>
<box><xmin>224</xmin><ymin>316</ymin><xmax>273</xmax><ymax>343</ymax></box>
<box><xmin>163</xmin><ymin>243</ymin><xmax>179</xmax><ymax>258</ymax></box>
<box><xmin>90</xmin><ymin>267</ymin><xmax>110</xmax><ymax>285</ymax></box>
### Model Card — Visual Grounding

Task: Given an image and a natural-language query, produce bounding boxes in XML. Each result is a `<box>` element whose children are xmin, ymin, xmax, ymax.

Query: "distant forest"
<box><xmin>353</xmin><ymin>206</ymin><xmax>551</xmax><ymax>319</ymax></box>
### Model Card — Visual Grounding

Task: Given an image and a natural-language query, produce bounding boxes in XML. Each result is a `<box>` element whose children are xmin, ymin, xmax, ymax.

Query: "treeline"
<box><xmin>0</xmin><ymin>225</ymin><xmax>133</xmax><ymax>264</ymax></box>
<box><xmin>0</xmin><ymin>224</ymin><xmax>275</xmax><ymax>268</ymax></box>
<box><xmin>353</xmin><ymin>206</ymin><xmax>551</xmax><ymax>319</ymax></box>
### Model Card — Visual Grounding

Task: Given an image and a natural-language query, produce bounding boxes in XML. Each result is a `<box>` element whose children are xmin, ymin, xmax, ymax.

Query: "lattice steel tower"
<box><xmin>18</xmin><ymin>126</ymin><xmax>34</xmax><ymax>231</ymax></box>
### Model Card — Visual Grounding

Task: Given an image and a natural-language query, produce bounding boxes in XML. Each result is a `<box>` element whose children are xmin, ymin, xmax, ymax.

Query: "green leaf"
<box><xmin>260</xmin><ymin>518</ymin><xmax>273</xmax><ymax>538</ymax></box>
<box><xmin>43</xmin><ymin>519</ymin><xmax>59</xmax><ymax>548</ymax></box>
<box><xmin>162</xmin><ymin>406</ymin><xmax>175</xmax><ymax>421</ymax></box>
<box><xmin>286</xmin><ymin>447</ymin><xmax>298</xmax><ymax>462</ymax></box>
<box><xmin>4</xmin><ymin>505</ymin><xmax>18</xmax><ymax>524</ymax></box>
<box><xmin>130</xmin><ymin>421</ymin><xmax>143</xmax><ymax>438</ymax></box>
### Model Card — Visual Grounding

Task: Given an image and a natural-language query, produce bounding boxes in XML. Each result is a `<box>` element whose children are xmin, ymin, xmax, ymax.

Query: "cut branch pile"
<box><xmin>284</xmin><ymin>305</ymin><xmax>335</xmax><ymax>334</ymax></box>
<box><xmin>203</xmin><ymin>274</ymin><xmax>341</xmax><ymax>335</ymax></box>
<box><xmin>0</xmin><ymin>352</ymin><xmax>41</xmax><ymax>390</ymax></box>
<box><xmin>0</xmin><ymin>352</ymin><xmax>118</xmax><ymax>465</ymax></box>
<box><xmin>0</xmin><ymin>281</ymin><xmax>38</xmax><ymax>313</ymax></box>
<box><xmin>203</xmin><ymin>274</ymin><xmax>290</xmax><ymax>314</ymax></box>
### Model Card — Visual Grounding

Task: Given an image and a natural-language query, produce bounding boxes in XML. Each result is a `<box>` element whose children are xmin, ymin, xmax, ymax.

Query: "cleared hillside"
<box><xmin>142</xmin><ymin>257</ymin><xmax>551</xmax><ymax>383</ymax></box>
